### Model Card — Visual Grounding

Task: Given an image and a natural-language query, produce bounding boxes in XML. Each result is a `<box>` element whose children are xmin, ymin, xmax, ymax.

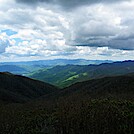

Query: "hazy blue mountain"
<box><xmin>0</xmin><ymin>64</ymin><xmax>50</xmax><ymax>75</ymax></box>
<box><xmin>0</xmin><ymin>65</ymin><xmax>26</xmax><ymax>74</ymax></box>
<box><xmin>0</xmin><ymin>59</ymin><xmax>113</xmax><ymax>75</ymax></box>
<box><xmin>0</xmin><ymin>59</ymin><xmax>113</xmax><ymax>66</ymax></box>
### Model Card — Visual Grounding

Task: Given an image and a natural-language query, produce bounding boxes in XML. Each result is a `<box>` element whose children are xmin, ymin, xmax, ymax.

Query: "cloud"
<box><xmin>0</xmin><ymin>32</ymin><xmax>13</xmax><ymax>53</ymax></box>
<box><xmin>0</xmin><ymin>40</ymin><xmax>8</xmax><ymax>53</ymax></box>
<box><xmin>0</xmin><ymin>0</ymin><xmax>134</xmax><ymax>61</ymax></box>
<box><xmin>68</xmin><ymin>2</ymin><xmax>134</xmax><ymax>50</ymax></box>
<box><xmin>16</xmin><ymin>0</ymin><xmax>128</xmax><ymax>9</ymax></box>
<box><xmin>16</xmin><ymin>0</ymin><xmax>51</xmax><ymax>3</ymax></box>
<box><xmin>0</xmin><ymin>1</ymin><xmax>73</xmax><ymax>58</ymax></box>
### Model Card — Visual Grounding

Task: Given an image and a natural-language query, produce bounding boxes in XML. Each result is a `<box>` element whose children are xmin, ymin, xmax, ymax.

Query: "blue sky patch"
<box><xmin>1</xmin><ymin>29</ymin><xmax>17</xmax><ymax>36</ymax></box>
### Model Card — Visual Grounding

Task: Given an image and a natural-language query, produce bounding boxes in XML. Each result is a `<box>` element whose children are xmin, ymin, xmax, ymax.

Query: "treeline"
<box><xmin>0</xmin><ymin>94</ymin><xmax>133</xmax><ymax>134</ymax></box>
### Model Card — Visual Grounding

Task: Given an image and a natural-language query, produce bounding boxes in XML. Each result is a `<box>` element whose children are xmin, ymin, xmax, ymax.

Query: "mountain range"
<box><xmin>0</xmin><ymin>59</ymin><xmax>113</xmax><ymax>75</ymax></box>
<box><xmin>29</xmin><ymin>60</ymin><xmax>134</xmax><ymax>88</ymax></box>
<box><xmin>0</xmin><ymin>59</ymin><xmax>113</xmax><ymax>66</ymax></box>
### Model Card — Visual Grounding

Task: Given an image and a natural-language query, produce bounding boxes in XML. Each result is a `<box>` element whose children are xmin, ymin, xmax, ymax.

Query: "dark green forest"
<box><xmin>0</xmin><ymin>96</ymin><xmax>134</xmax><ymax>134</ymax></box>
<box><xmin>0</xmin><ymin>72</ymin><xmax>134</xmax><ymax>134</ymax></box>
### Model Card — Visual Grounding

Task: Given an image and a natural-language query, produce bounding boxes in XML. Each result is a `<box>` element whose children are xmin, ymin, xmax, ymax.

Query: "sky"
<box><xmin>0</xmin><ymin>0</ymin><xmax>134</xmax><ymax>62</ymax></box>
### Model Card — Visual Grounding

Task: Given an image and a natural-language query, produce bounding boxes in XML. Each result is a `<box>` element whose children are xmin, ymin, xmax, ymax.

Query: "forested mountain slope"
<box><xmin>29</xmin><ymin>60</ymin><xmax>134</xmax><ymax>88</ymax></box>
<box><xmin>0</xmin><ymin>72</ymin><xmax>58</xmax><ymax>103</ymax></box>
<box><xmin>0</xmin><ymin>74</ymin><xmax>133</xmax><ymax>134</ymax></box>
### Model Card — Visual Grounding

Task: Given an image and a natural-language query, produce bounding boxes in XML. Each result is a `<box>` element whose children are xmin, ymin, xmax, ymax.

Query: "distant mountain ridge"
<box><xmin>0</xmin><ymin>59</ymin><xmax>113</xmax><ymax>66</ymax></box>
<box><xmin>29</xmin><ymin>60</ymin><xmax>134</xmax><ymax>88</ymax></box>
<box><xmin>0</xmin><ymin>65</ymin><xmax>26</xmax><ymax>74</ymax></box>
<box><xmin>0</xmin><ymin>59</ymin><xmax>113</xmax><ymax>75</ymax></box>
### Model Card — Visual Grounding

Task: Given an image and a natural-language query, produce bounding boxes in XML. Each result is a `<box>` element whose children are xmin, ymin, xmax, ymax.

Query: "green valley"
<box><xmin>28</xmin><ymin>61</ymin><xmax>134</xmax><ymax>88</ymax></box>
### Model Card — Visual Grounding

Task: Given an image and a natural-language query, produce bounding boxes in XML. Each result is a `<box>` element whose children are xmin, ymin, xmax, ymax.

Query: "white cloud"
<box><xmin>68</xmin><ymin>2</ymin><xmax>134</xmax><ymax>50</ymax></box>
<box><xmin>0</xmin><ymin>1</ymin><xmax>73</xmax><ymax>59</ymax></box>
<box><xmin>0</xmin><ymin>0</ymin><xmax>134</xmax><ymax>61</ymax></box>
<box><xmin>0</xmin><ymin>32</ymin><xmax>14</xmax><ymax>53</ymax></box>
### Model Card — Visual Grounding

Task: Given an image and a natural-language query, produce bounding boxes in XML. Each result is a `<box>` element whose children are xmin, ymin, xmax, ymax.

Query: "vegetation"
<box><xmin>0</xmin><ymin>72</ymin><xmax>58</xmax><ymax>103</ymax></box>
<box><xmin>29</xmin><ymin>61</ymin><xmax>134</xmax><ymax>88</ymax></box>
<box><xmin>0</xmin><ymin>61</ymin><xmax>134</xmax><ymax>134</ymax></box>
<box><xmin>0</xmin><ymin>97</ymin><xmax>133</xmax><ymax>134</ymax></box>
<box><xmin>0</xmin><ymin>73</ymin><xmax>134</xmax><ymax>133</ymax></box>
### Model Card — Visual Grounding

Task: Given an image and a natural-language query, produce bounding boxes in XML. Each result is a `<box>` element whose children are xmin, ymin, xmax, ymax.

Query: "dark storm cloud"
<box><xmin>16</xmin><ymin>0</ymin><xmax>52</xmax><ymax>4</ymax></box>
<box><xmin>16</xmin><ymin>0</ymin><xmax>128</xmax><ymax>9</ymax></box>
<box><xmin>15</xmin><ymin>0</ymin><xmax>134</xmax><ymax>51</ymax></box>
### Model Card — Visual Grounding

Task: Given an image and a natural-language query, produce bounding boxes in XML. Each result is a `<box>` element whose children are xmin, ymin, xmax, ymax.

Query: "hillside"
<box><xmin>60</xmin><ymin>75</ymin><xmax>134</xmax><ymax>99</ymax></box>
<box><xmin>29</xmin><ymin>60</ymin><xmax>134</xmax><ymax>88</ymax></box>
<box><xmin>0</xmin><ymin>72</ymin><xmax>58</xmax><ymax>103</ymax></box>
<box><xmin>0</xmin><ymin>74</ymin><xmax>133</xmax><ymax>134</ymax></box>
